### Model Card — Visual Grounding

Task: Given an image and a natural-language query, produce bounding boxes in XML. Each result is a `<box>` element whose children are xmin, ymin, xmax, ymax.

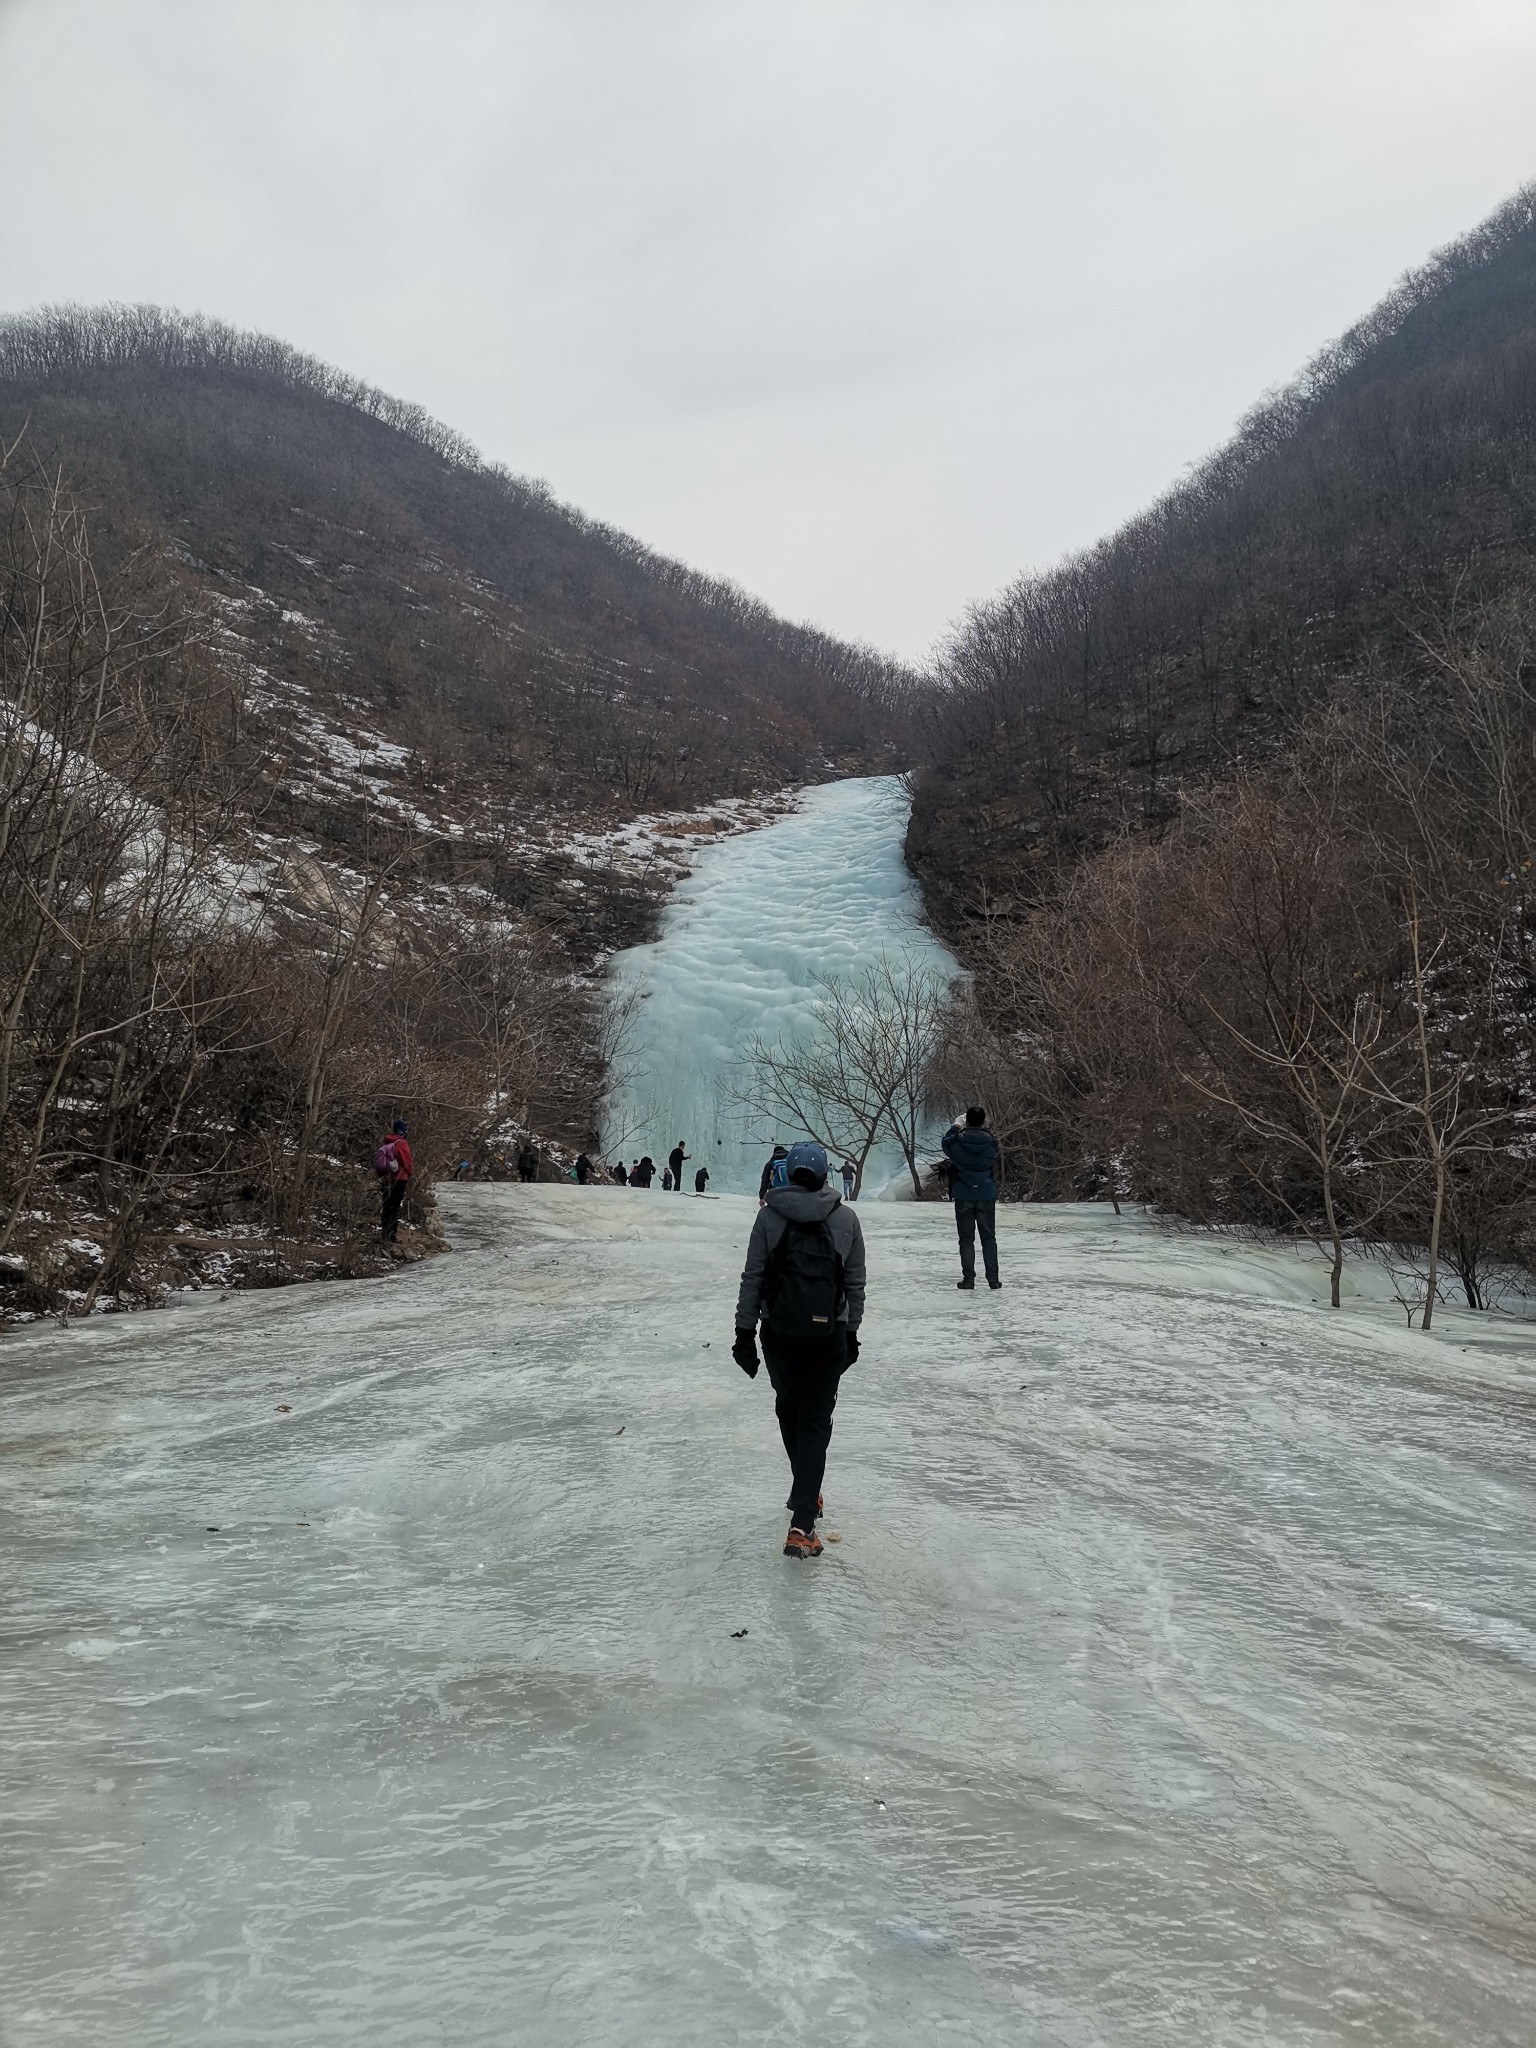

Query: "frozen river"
<box><xmin>3</xmin><ymin>1187</ymin><xmax>1534</xmax><ymax>2045</ymax></box>
<box><xmin>600</xmin><ymin>775</ymin><xmax>960</xmax><ymax>1192</ymax></box>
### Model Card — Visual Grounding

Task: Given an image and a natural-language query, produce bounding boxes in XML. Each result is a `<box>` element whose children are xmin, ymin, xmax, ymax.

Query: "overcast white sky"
<box><xmin>1</xmin><ymin>1</ymin><xmax>1533</xmax><ymax>660</ymax></box>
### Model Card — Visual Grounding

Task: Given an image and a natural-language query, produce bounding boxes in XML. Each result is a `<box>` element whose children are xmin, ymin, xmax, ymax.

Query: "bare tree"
<box><xmin>0</xmin><ymin>454</ymin><xmax>226</xmax><ymax>1251</ymax></box>
<box><xmin>282</xmin><ymin>856</ymin><xmax>396</xmax><ymax>1229</ymax></box>
<box><xmin>861</xmin><ymin>950</ymin><xmax>957</xmax><ymax>1195</ymax></box>
<box><xmin>1185</xmin><ymin>991</ymin><xmax>1400</xmax><ymax>1309</ymax></box>
<box><xmin>733</xmin><ymin>950</ymin><xmax>956</xmax><ymax>1197</ymax></box>
<box><xmin>733</xmin><ymin>1020</ymin><xmax>888</xmax><ymax>1193</ymax></box>
<box><xmin>1344</xmin><ymin>899</ymin><xmax>1526</xmax><ymax>1328</ymax></box>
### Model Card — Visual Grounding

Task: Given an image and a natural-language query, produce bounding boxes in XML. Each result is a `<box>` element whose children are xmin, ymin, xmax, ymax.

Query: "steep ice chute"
<box><xmin>600</xmin><ymin>776</ymin><xmax>962</xmax><ymax>1193</ymax></box>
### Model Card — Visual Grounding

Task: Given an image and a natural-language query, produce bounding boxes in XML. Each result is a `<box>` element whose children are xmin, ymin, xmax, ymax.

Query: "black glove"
<box><xmin>845</xmin><ymin>1331</ymin><xmax>861</xmax><ymax>1366</ymax></box>
<box><xmin>732</xmin><ymin>1328</ymin><xmax>760</xmax><ymax>1378</ymax></box>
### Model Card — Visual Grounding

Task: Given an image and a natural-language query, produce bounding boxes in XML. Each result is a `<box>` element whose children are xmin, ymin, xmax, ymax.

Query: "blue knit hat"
<box><xmin>784</xmin><ymin>1140</ymin><xmax>828</xmax><ymax>1185</ymax></box>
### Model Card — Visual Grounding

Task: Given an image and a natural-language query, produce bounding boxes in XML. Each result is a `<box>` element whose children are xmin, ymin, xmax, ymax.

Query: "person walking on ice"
<box><xmin>667</xmin><ymin>1139</ymin><xmax>689</xmax><ymax>1190</ymax></box>
<box><xmin>694</xmin><ymin>1165</ymin><xmax>710</xmax><ymax>1193</ymax></box>
<box><xmin>942</xmin><ymin>1106</ymin><xmax>1002</xmax><ymax>1290</ymax></box>
<box><xmin>840</xmin><ymin>1158</ymin><xmax>856</xmax><ymax>1200</ymax></box>
<box><xmin>733</xmin><ymin>1141</ymin><xmax>865</xmax><ymax>1560</ymax></box>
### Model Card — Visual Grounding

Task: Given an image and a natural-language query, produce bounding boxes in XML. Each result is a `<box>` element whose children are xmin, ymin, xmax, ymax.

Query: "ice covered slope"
<box><xmin>601</xmin><ymin>775</ymin><xmax>960</xmax><ymax>1191</ymax></box>
<box><xmin>3</xmin><ymin>1188</ymin><xmax>1534</xmax><ymax>2046</ymax></box>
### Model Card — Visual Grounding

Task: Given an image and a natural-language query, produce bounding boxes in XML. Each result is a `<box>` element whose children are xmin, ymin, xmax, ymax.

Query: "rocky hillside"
<box><xmin>0</xmin><ymin>310</ymin><xmax>912</xmax><ymax>1323</ymax></box>
<box><xmin>1</xmin><ymin>305</ymin><xmax>910</xmax><ymax>905</ymax></box>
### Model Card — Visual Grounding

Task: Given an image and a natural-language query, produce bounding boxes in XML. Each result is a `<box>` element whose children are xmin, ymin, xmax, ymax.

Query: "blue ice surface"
<box><xmin>600</xmin><ymin>776</ymin><xmax>962</xmax><ymax>1194</ymax></box>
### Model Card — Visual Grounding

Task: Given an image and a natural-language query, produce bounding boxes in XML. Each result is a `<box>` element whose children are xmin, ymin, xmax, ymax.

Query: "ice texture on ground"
<box><xmin>600</xmin><ymin>775</ymin><xmax>961</xmax><ymax>1191</ymax></box>
<box><xmin>3</xmin><ymin>1187</ymin><xmax>1534</xmax><ymax>2046</ymax></box>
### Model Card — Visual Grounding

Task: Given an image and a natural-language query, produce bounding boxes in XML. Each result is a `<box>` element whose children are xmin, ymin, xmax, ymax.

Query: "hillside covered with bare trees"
<box><xmin>919</xmin><ymin>187</ymin><xmax>1536</xmax><ymax>1316</ymax></box>
<box><xmin>1</xmin><ymin>304</ymin><xmax>910</xmax><ymax>814</ymax></box>
<box><xmin>0</xmin><ymin>310</ymin><xmax>912</xmax><ymax>1320</ymax></box>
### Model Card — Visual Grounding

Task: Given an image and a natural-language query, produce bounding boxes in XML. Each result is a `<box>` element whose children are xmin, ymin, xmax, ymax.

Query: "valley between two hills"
<box><xmin>4</xmin><ymin>184</ymin><xmax>1536</xmax><ymax>1321</ymax></box>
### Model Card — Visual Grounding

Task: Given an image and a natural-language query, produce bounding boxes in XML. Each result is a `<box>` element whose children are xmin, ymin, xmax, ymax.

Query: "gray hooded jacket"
<box><xmin>735</xmin><ymin>1185</ymin><xmax>866</xmax><ymax>1332</ymax></box>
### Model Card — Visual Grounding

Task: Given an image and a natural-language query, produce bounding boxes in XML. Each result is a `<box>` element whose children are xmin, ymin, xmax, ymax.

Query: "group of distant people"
<box><xmin>605</xmin><ymin>1140</ymin><xmax>867</xmax><ymax>1202</ymax></box>
<box><xmin>610</xmin><ymin>1140</ymin><xmax>709</xmax><ymax>1193</ymax></box>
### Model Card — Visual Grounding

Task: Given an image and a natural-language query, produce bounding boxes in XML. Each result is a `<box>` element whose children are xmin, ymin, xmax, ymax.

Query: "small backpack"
<box><xmin>373</xmin><ymin>1139</ymin><xmax>399</xmax><ymax>1177</ymax></box>
<box><xmin>763</xmin><ymin>1207</ymin><xmax>845</xmax><ymax>1337</ymax></box>
<box><xmin>770</xmin><ymin>1155</ymin><xmax>789</xmax><ymax>1189</ymax></box>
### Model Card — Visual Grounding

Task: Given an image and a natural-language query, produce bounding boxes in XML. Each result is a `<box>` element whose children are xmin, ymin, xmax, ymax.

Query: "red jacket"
<box><xmin>387</xmin><ymin>1136</ymin><xmax>414</xmax><ymax>1182</ymax></box>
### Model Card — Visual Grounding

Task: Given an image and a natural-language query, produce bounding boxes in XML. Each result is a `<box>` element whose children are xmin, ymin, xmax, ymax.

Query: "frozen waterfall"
<box><xmin>600</xmin><ymin>776</ymin><xmax>961</xmax><ymax>1192</ymax></box>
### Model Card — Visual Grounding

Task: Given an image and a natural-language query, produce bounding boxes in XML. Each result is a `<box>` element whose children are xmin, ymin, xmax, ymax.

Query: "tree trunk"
<box><xmin>1320</xmin><ymin>1160</ymin><xmax>1344</xmax><ymax>1309</ymax></box>
<box><xmin>1421</xmin><ymin>1150</ymin><xmax>1447</xmax><ymax>1330</ymax></box>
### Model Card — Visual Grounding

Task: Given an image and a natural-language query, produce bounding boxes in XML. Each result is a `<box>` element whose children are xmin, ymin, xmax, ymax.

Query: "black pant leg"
<box><xmin>954</xmin><ymin>1201</ymin><xmax>978</xmax><ymax>1279</ymax></box>
<box><xmin>380</xmin><ymin>1179</ymin><xmax>407</xmax><ymax>1240</ymax></box>
<box><xmin>793</xmin><ymin>1362</ymin><xmax>839</xmax><ymax>1522</ymax></box>
<box><xmin>976</xmin><ymin>1201</ymin><xmax>1000</xmax><ymax>1284</ymax></box>
<box><xmin>762</xmin><ymin>1329</ymin><xmax>845</xmax><ymax>1528</ymax></box>
<box><xmin>773</xmin><ymin>1388</ymin><xmax>798</xmax><ymax>1468</ymax></box>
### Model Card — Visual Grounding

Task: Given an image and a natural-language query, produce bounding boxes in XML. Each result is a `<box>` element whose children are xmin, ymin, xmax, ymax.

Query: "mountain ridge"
<box><xmin>907</xmin><ymin>181</ymin><xmax>1536</xmax><ymax>925</ymax></box>
<box><xmin>0</xmin><ymin>301</ymin><xmax>913</xmax><ymax>835</ymax></box>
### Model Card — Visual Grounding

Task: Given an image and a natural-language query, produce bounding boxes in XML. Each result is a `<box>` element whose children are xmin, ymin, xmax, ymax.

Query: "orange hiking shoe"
<box><xmin>783</xmin><ymin>1525</ymin><xmax>824</xmax><ymax>1560</ymax></box>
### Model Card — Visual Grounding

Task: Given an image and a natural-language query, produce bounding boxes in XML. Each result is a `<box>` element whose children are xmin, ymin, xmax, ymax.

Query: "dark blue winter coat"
<box><xmin>942</xmin><ymin>1125</ymin><xmax>1000</xmax><ymax>1202</ymax></box>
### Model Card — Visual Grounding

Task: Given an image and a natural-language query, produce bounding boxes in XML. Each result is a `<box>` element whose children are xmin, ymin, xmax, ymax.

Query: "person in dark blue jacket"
<box><xmin>941</xmin><ymin>1107</ymin><xmax>1002</xmax><ymax>1290</ymax></box>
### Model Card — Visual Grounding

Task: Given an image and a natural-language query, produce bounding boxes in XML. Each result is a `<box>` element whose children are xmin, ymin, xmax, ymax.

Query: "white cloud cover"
<box><xmin>2</xmin><ymin>0</ymin><xmax>1533</xmax><ymax>657</ymax></box>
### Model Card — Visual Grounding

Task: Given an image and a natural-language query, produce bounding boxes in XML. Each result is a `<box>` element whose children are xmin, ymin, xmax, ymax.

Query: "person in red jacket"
<box><xmin>377</xmin><ymin>1119</ymin><xmax>413</xmax><ymax>1241</ymax></box>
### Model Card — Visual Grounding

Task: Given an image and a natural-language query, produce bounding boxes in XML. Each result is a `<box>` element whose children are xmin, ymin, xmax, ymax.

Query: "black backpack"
<box><xmin>763</xmin><ymin>1207</ymin><xmax>845</xmax><ymax>1337</ymax></box>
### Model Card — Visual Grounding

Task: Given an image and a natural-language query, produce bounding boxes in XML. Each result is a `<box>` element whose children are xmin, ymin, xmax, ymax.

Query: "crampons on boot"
<box><xmin>783</xmin><ymin>1525</ymin><xmax>824</xmax><ymax>1560</ymax></box>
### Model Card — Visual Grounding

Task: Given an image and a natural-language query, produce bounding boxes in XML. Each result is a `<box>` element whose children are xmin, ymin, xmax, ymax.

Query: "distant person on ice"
<box><xmin>661</xmin><ymin>1167</ymin><xmax>674</xmax><ymax>1191</ymax></box>
<box><xmin>733</xmin><ymin>1141</ymin><xmax>865</xmax><ymax>1560</ymax></box>
<box><xmin>574</xmin><ymin>1153</ymin><xmax>592</xmax><ymax>1185</ymax></box>
<box><xmin>611</xmin><ymin>1161</ymin><xmax>628</xmax><ymax>1186</ymax></box>
<box><xmin>840</xmin><ymin>1158</ymin><xmax>856</xmax><ymax>1200</ymax></box>
<box><xmin>694</xmin><ymin>1165</ymin><xmax>709</xmax><ymax>1194</ymax></box>
<box><xmin>757</xmin><ymin>1144</ymin><xmax>789</xmax><ymax>1205</ymax></box>
<box><xmin>668</xmin><ymin>1140</ymin><xmax>689</xmax><ymax>1190</ymax></box>
<box><xmin>942</xmin><ymin>1107</ymin><xmax>1002</xmax><ymax>1291</ymax></box>
<box><xmin>517</xmin><ymin>1143</ymin><xmax>539</xmax><ymax>1183</ymax></box>
<box><xmin>375</xmin><ymin>1119</ymin><xmax>413</xmax><ymax>1242</ymax></box>
<box><xmin>631</xmin><ymin>1155</ymin><xmax>656</xmax><ymax>1189</ymax></box>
